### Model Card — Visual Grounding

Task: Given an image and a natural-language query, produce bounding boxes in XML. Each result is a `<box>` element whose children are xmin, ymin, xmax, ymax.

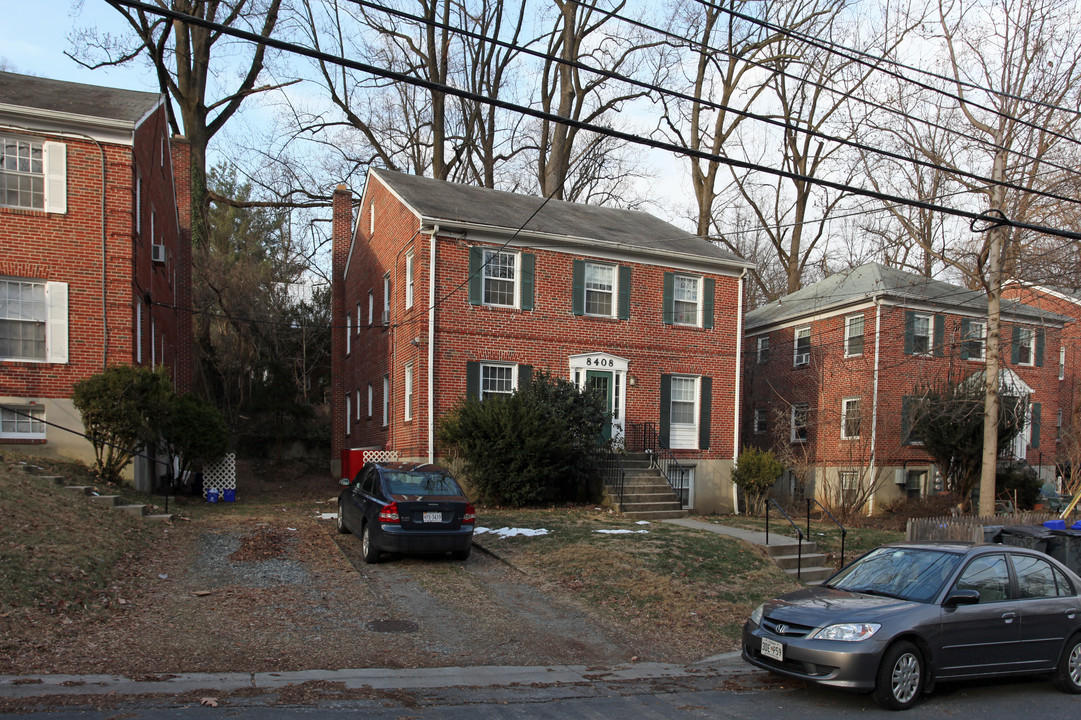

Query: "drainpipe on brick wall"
<box><xmin>869</xmin><ymin>298</ymin><xmax>883</xmax><ymax>516</ymax></box>
<box><xmin>428</xmin><ymin>225</ymin><xmax>438</xmax><ymax>464</ymax></box>
<box><xmin>732</xmin><ymin>268</ymin><xmax>747</xmax><ymax>515</ymax></box>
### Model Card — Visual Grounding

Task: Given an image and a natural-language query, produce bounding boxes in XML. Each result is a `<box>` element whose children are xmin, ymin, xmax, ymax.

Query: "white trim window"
<box><xmin>791</xmin><ymin>402</ymin><xmax>809</xmax><ymax>443</ymax></box>
<box><xmin>793</xmin><ymin>326</ymin><xmax>810</xmax><ymax>366</ymax></box>
<box><xmin>345</xmin><ymin>393</ymin><xmax>352</xmax><ymax>436</ymax></box>
<box><xmin>382</xmin><ymin>374</ymin><xmax>390</xmax><ymax>427</ymax></box>
<box><xmin>1060</xmin><ymin>346</ymin><xmax>1066</xmax><ymax>380</ymax></box>
<box><xmin>355</xmin><ymin>389</ymin><xmax>361</xmax><ymax>421</ymax></box>
<box><xmin>753</xmin><ymin>407</ymin><xmax>768</xmax><ymax>434</ymax></box>
<box><xmin>912</xmin><ymin>313</ymin><xmax>933</xmax><ymax>355</ymax></box>
<box><xmin>483</xmin><ymin>249</ymin><xmax>518</xmax><ymax>307</ymax></box>
<box><xmin>840</xmin><ymin>470</ymin><xmax>860</xmax><ymax>503</ymax></box>
<box><xmin>757</xmin><ymin>336</ymin><xmax>770</xmax><ymax>363</ymax></box>
<box><xmin>382</xmin><ymin>274</ymin><xmax>391</xmax><ymax>325</ymax></box>
<box><xmin>481</xmin><ymin>363</ymin><xmax>516</xmax><ymax>400</ymax></box>
<box><xmin>844</xmin><ymin>314</ymin><xmax>864</xmax><ymax>357</ymax></box>
<box><xmin>404</xmin><ymin>363</ymin><xmax>414</xmax><ymax>421</ymax></box>
<box><xmin>1016</xmin><ymin>327</ymin><xmax>1035</xmax><ymax>366</ymax></box>
<box><xmin>368</xmin><ymin>291</ymin><xmax>374</xmax><ymax>325</ymax></box>
<box><xmin>965</xmin><ymin>320</ymin><xmax>986</xmax><ymax>361</ymax></box>
<box><xmin>356</xmin><ymin>302</ymin><xmax>362</xmax><ymax>335</ymax></box>
<box><xmin>1</xmin><ymin>278</ymin><xmax>67</xmax><ymax>363</ymax></box>
<box><xmin>669</xmin><ymin>375</ymin><xmax>699</xmax><ymax>449</ymax></box>
<box><xmin>672</xmin><ymin>275</ymin><xmax>701</xmax><ymax>326</ymax></box>
<box><xmin>367</xmin><ymin>383</ymin><xmax>373</xmax><ymax>418</ymax></box>
<box><xmin>584</xmin><ymin>262</ymin><xmax>615</xmax><ymax>317</ymax></box>
<box><xmin>405</xmin><ymin>250</ymin><xmax>415</xmax><ymax>309</ymax></box>
<box><xmin>841</xmin><ymin>397</ymin><xmax>862</xmax><ymax>439</ymax></box>
<box><xmin>345</xmin><ymin>312</ymin><xmax>351</xmax><ymax>355</ymax></box>
<box><xmin>1</xmin><ymin>136</ymin><xmax>52</xmax><ymax>211</ymax></box>
<box><xmin>0</xmin><ymin>404</ymin><xmax>45</xmax><ymax>439</ymax></box>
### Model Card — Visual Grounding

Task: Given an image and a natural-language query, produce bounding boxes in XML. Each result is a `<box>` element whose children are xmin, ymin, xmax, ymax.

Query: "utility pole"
<box><xmin>979</xmin><ymin>220</ymin><xmax>1004</xmax><ymax>517</ymax></box>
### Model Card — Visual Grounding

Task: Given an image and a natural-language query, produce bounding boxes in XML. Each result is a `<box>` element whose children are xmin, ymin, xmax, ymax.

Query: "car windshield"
<box><xmin>382</xmin><ymin>470</ymin><xmax>463</xmax><ymax>497</ymax></box>
<box><xmin>826</xmin><ymin>547</ymin><xmax>962</xmax><ymax>603</ymax></box>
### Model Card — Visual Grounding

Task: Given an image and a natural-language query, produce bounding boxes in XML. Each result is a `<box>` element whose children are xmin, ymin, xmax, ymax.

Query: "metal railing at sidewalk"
<box><xmin>766</xmin><ymin>499</ymin><xmax>804</xmax><ymax>579</ymax></box>
<box><xmin>807</xmin><ymin>498</ymin><xmax>847</xmax><ymax>569</ymax></box>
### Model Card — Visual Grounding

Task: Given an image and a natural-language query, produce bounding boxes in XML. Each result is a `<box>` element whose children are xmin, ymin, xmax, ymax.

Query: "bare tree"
<box><xmin>70</xmin><ymin>0</ymin><xmax>285</xmax><ymax>245</ymax></box>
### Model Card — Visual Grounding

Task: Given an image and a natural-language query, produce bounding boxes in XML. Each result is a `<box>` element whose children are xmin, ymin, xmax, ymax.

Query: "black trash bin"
<box><xmin>993</xmin><ymin>526</ymin><xmax>1054</xmax><ymax>554</ymax></box>
<box><xmin>1047</xmin><ymin>529</ymin><xmax>1081</xmax><ymax>575</ymax></box>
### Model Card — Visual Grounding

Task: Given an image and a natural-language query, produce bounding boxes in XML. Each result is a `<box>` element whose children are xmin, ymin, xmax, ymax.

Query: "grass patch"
<box><xmin>475</xmin><ymin>506</ymin><xmax>802</xmax><ymax>652</ymax></box>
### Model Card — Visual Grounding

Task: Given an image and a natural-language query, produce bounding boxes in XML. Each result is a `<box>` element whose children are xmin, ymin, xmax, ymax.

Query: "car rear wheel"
<box><xmin>336</xmin><ymin>501</ymin><xmax>349</xmax><ymax>534</ymax></box>
<box><xmin>1052</xmin><ymin>632</ymin><xmax>1081</xmax><ymax>694</ymax></box>
<box><xmin>361</xmin><ymin>523</ymin><xmax>381</xmax><ymax>564</ymax></box>
<box><xmin>451</xmin><ymin>545</ymin><xmax>471</xmax><ymax>561</ymax></box>
<box><xmin>873</xmin><ymin>640</ymin><xmax>924</xmax><ymax>711</ymax></box>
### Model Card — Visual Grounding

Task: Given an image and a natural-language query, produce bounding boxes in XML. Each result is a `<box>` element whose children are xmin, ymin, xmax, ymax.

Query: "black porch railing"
<box><xmin>594</xmin><ymin>446</ymin><xmax>626</xmax><ymax>505</ymax></box>
<box><xmin>626</xmin><ymin>421</ymin><xmax>690</xmax><ymax>508</ymax></box>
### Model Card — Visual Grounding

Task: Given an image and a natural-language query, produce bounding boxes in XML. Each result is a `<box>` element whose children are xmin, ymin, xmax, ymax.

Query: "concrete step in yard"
<box><xmin>89</xmin><ymin>494</ymin><xmax>121</xmax><ymax>507</ymax></box>
<box><xmin>46</xmin><ymin>476</ymin><xmax>170</xmax><ymax>521</ymax></box>
<box><xmin>622</xmin><ymin>508</ymin><xmax>689</xmax><ymax>520</ymax></box>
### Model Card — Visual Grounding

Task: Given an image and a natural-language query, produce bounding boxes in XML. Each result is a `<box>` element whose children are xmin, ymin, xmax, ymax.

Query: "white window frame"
<box><xmin>757</xmin><ymin>336</ymin><xmax>770</xmax><ymax>363</ymax></box>
<box><xmin>383</xmin><ymin>274</ymin><xmax>391</xmax><ymax>325</ymax></box>
<box><xmin>841</xmin><ymin>397</ymin><xmax>861</xmax><ymax>439</ymax></box>
<box><xmin>0</xmin><ymin>279</ymin><xmax>68</xmax><ymax>364</ymax></box>
<box><xmin>753</xmin><ymin>408</ymin><xmax>768</xmax><ymax>434</ymax></box>
<box><xmin>1017</xmin><ymin>327</ymin><xmax>1035</xmax><ymax>366</ymax></box>
<box><xmin>369</xmin><ymin>201</ymin><xmax>376</xmax><ymax>235</ymax></box>
<box><xmin>356</xmin><ymin>302</ymin><xmax>362</xmax><ymax>335</ymax></box>
<box><xmin>404</xmin><ymin>363</ymin><xmax>414</xmax><ymax>421</ymax></box>
<box><xmin>0</xmin><ymin>404</ymin><xmax>46</xmax><ymax>440</ymax></box>
<box><xmin>480</xmin><ymin>362</ymin><xmax>517</xmax><ymax>401</ymax></box>
<box><xmin>345</xmin><ymin>312</ymin><xmax>351</xmax><ymax>355</ymax></box>
<box><xmin>405</xmin><ymin>250</ymin><xmax>415</xmax><ymax>309</ymax></box>
<box><xmin>482</xmin><ymin>249</ymin><xmax>520</xmax><ymax>308</ymax></box>
<box><xmin>912</xmin><ymin>313</ymin><xmax>933</xmax><ymax>356</ymax></box>
<box><xmin>345</xmin><ymin>393</ymin><xmax>351</xmax><ymax>436</ymax></box>
<box><xmin>355</xmin><ymin>389</ymin><xmax>361</xmax><ymax>421</ymax></box>
<box><xmin>1</xmin><ymin>136</ymin><xmax>64</xmax><ymax>212</ymax></box>
<box><xmin>368</xmin><ymin>291</ymin><xmax>374</xmax><ymax>325</ymax></box>
<box><xmin>1060</xmin><ymin>346</ymin><xmax>1066</xmax><ymax>380</ymax></box>
<box><xmin>791</xmin><ymin>402</ymin><xmax>809</xmax><ymax>443</ymax></box>
<box><xmin>583</xmin><ymin>262</ymin><xmax>617</xmax><ymax>317</ymax></box>
<box><xmin>367</xmin><ymin>383</ymin><xmax>373</xmax><ymax>418</ymax></box>
<box><xmin>793</xmin><ymin>326</ymin><xmax>810</xmax><ymax>366</ymax></box>
<box><xmin>965</xmin><ymin>320</ymin><xmax>986</xmax><ymax>361</ymax></box>
<box><xmin>672</xmin><ymin>274</ymin><xmax>702</xmax><ymax>327</ymax></box>
<box><xmin>382</xmin><ymin>375</ymin><xmax>390</xmax><ymax>427</ymax></box>
<box><xmin>669</xmin><ymin>375</ymin><xmax>700</xmax><ymax>450</ymax></box>
<box><xmin>844</xmin><ymin>314</ymin><xmax>864</xmax><ymax>357</ymax></box>
<box><xmin>135</xmin><ymin>175</ymin><xmax>142</xmax><ymax>234</ymax></box>
<box><xmin>1058</xmin><ymin>408</ymin><xmax>1063</xmax><ymax>440</ymax></box>
<box><xmin>839</xmin><ymin>470</ymin><xmax>860</xmax><ymax>502</ymax></box>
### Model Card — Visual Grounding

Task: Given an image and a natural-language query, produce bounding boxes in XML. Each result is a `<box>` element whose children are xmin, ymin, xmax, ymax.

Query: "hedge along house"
<box><xmin>742</xmin><ymin>262</ymin><xmax>1068</xmax><ymax>514</ymax></box>
<box><xmin>0</xmin><ymin>71</ymin><xmax>193</xmax><ymax>487</ymax></box>
<box><xmin>330</xmin><ymin>168</ymin><xmax>754</xmax><ymax>513</ymax></box>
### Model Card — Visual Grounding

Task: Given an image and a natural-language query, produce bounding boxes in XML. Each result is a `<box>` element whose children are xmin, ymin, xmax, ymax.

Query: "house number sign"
<box><xmin>586</xmin><ymin>357</ymin><xmax>614</xmax><ymax>368</ymax></box>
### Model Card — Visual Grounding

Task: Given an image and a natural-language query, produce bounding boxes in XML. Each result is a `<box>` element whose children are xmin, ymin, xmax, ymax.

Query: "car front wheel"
<box><xmin>873</xmin><ymin>640</ymin><xmax>924</xmax><ymax>711</ymax></box>
<box><xmin>1052</xmin><ymin>632</ymin><xmax>1081</xmax><ymax>694</ymax></box>
<box><xmin>361</xmin><ymin>523</ymin><xmax>381</xmax><ymax>564</ymax></box>
<box><xmin>336</xmin><ymin>502</ymin><xmax>350</xmax><ymax>534</ymax></box>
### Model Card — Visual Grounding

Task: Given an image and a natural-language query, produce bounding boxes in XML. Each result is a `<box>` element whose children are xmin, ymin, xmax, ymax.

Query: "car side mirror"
<box><xmin>944</xmin><ymin>589</ymin><xmax>981</xmax><ymax>607</ymax></box>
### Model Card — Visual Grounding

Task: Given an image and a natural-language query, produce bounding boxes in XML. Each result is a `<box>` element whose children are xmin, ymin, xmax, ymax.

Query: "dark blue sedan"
<box><xmin>337</xmin><ymin>461</ymin><xmax>475</xmax><ymax>563</ymax></box>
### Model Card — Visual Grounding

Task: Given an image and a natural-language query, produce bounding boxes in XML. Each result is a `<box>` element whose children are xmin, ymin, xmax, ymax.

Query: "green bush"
<box><xmin>996</xmin><ymin>464</ymin><xmax>1041</xmax><ymax>510</ymax></box>
<box><xmin>733</xmin><ymin>446</ymin><xmax>784</xmax><ymax>516</ymax></box>
<box><xmin>438</xmin><ymin>371</ymin><xmax>607</xmax><ymax>506</ymax></box>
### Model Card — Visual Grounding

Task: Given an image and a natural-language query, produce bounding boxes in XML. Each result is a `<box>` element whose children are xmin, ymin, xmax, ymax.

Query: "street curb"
<box><xmin>0</xmin><ymin>656</ymin><xmax>749</xmax><ymax>699</ymax></box>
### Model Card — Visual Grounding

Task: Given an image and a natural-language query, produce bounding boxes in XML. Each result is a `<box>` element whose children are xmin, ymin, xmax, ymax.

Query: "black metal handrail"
<box><xmin>595</xmin><ymin>446</ymin><xmax>626</xmax><ymax>505</ymax></box>
<box><xmin>766</xmin><ymin>499</ymin><xmax>804</xmax><ymax>580</ymax></box>
<box><xmin>629</xmin><ymin>421</ymin><xmax>689</xmax><ymax>507</ymax></box>
<box><xmin>807</xmin><ymin>498</ymin><xmax>847</xmax><ymax>569</ymax></box>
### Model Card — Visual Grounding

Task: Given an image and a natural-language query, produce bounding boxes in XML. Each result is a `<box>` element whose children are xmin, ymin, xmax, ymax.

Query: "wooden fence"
<box><xmin>907</xmin><ymin>513</ymin><xmax>1065</xmax><ymax>542</ymax></box>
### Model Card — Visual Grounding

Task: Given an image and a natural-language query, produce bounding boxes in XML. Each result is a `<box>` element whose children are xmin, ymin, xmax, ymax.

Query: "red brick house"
<box><xmin>743</xmin><ymin>263</ymin><xmax>1067</xmax><ymax>512</ymax></box>
<box><xmin>331</xmin><ymin>168</ymin><xmax>753</xmax><ymax>513</ymax></box>
<box><xmin>0</xmin><ymin>71</ymin><xmax>192</xmax><ymax>484</ymax></box>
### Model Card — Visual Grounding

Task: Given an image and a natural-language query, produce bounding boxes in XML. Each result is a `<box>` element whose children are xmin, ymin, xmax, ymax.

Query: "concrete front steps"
<box><xmin>761</xmin><ymin>539</ymin><xmax>834</xmax><ymax>585</ymax></box>
<box><xmin>48</xmin><ymin>476</ymin><xmax>174</xmax><ymax>521</ymax></box>
<box><xmin>604</xmin><ymin>453</ymin><xmax>688</xmax><ymax>521</ymax></box>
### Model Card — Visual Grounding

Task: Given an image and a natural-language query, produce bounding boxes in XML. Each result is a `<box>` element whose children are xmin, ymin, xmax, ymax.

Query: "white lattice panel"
<box><xmin>203</xmin><ymin>452</ymin><xmax>236</xmax><ymax>500</ymax></box>
<box><xmin>362</xmin><ymin>450</ymin><xmax>399</xmax><ymax>464</ymax></box>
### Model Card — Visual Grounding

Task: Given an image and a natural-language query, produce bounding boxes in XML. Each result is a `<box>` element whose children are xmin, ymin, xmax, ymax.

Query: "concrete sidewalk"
<box><xmin>661</xmin><ymin>517</ymin><xmax>802</xmax><ymax>547</ymax></box>
<box><xmin>0</xmin><ymin>654</ymin><xmax>745</xmax><ymax>699</ymax></box>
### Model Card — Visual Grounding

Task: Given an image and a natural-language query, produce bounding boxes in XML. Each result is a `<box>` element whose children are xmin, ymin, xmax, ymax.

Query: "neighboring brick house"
<box><xmin>0</xmin><ymin>71</ymin><xmax>192</xmax><ymax>484</ymax></box>
<box><xmin>331</xmin><ymin>168</ymin><xmax>754</xmax><ymax>513</ymax></box>
<box><xmin>743</xmin><ymin>262</ymin><xmax>1067</xmax><ymax>512</ymax></box>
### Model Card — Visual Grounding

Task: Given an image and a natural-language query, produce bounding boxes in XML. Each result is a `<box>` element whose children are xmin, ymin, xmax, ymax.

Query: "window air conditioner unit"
<box><xmin>151</xmin><ymin>244</ymin><xmax>167</xmax><ymax>263</ymax></box>
<box><xmin>794</xmin><ymin>353</ymin><xmax>809</xmax><ymax>366</ymax></box>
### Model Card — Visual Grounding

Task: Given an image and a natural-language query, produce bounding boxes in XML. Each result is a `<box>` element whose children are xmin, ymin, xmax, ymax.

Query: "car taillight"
<box><xmin>378</xmin><ymin>502</ymin><xmax>400</xmax><ymax>524</ymax></box>
<box><xmin>462</xmin><ymin>503</ymin><xmax>475</xmax><ymax>524</ymax></box>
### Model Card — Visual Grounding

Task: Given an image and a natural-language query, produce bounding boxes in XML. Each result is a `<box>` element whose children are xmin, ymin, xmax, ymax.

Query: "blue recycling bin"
<box><xmin>207</xmin><ymin>488</ymin><xmax>219</xmax><ymax>503</ymax></box>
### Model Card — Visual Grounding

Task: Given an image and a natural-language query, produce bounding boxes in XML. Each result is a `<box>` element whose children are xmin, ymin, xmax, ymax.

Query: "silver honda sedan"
<box><xmin>742</xmin><ymin>542</ymin><xmax>1081</xmax><ymax>710</ymax></box>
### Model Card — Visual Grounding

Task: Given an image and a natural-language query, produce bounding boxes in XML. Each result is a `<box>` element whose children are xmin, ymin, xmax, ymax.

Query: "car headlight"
<box><xmin>749</xmin><ymin>604</ymin><xmax>764</xmax><ymax>626</ymax></box>
<box><xmin>811</xmin><ymin>623</ymin><xmax>881</xmax><ymax>641</ymax></box>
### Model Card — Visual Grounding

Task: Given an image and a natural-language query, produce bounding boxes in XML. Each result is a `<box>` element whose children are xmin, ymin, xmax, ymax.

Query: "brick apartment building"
<box><xmin>743</xmin><ymin>263</ymin><xmax>1067</xmax><ymax>512</ymax></box>
<box><xmin>0</xmin><ymin>71</ymin><xmax>192</xmax><ymax>483</ymax></box>
<box><xmin>331</xmin><ymin>168</ymin><xmax>754</xmax><ymax>513</ymax></box>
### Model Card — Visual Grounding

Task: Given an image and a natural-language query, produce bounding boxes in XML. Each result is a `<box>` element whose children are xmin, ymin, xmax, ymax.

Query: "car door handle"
<box><xmin>1001</xmin><ymin>612</ymin><xmax>1017</xmax><ymax>623</ymax></box>
<box><xmin>1067</xmin><ymin>609</ymin><xmax>1079</xmax><ymax>620</ymax></box>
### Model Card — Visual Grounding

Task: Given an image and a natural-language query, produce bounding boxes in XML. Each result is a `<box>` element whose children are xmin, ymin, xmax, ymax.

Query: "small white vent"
<box><xmin>151</xmin><ymin>244</ymin><xmax>167</xmax><ymax>263</ymax></box>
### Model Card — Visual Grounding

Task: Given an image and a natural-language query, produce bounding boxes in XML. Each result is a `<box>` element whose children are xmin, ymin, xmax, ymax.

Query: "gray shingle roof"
<box><xmin>371</xmin><ymin>168</ymin><xmax>751</xmax><ymax>268</ymax></box>
<box><xmin>745</xmin><ymin>262</ymin><xmax>1069</xmax><ymax>329</ymax></box>
<box><xmin>0</xmin><ymin>71</ymin><xmax>161</xmax><ymax>124</ymax></box>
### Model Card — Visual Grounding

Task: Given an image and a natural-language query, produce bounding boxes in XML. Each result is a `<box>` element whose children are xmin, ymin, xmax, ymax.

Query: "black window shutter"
<box><xmin>662</xmin><ymin>273</ymin><xmax>674</xmax><ymax>325</ymax></box>
<box><xmin>517</xmin><ymin>364</ymin><xmax>533</xmax><ymax>391</ymax></box>
<box><xmin>960</xmin><ymin>318</ymin><xmax>970</xmax><ymax>360</ymax></box>
<box><xmin>699</xmin><ymin>376</ymin><xmax>712</xmax><ymax>450</ymax></box>
<box><xmin>933</xmin><ymin>315</ymin><xmax>945</xmax><ymax>357</ymax></box>
<box><xmin>904</xmin><ymin>311</ymin><xmax>915</xmax><ymax>355</ymax></box>
<box><xmin>703</xmin><ymin>278</ymin><xmax>715</xmax><ymax>330</ymax></box>
<box><xmin>1031</xmin><ymin>402</ymin><xmax>1041</xmax><ymax>448</ymax></box>
<box><xmin>618</xmin><ymin>265</ymin><xmax>631</xmax><ymax>320</ymax></box>
<box><xmin>1011</xmin><ymin>326</ymin><xmax>1021</xmax><ymax>364</ymax></box>
<box><xmin>520</xmin><ymin>253</ymin><xmax>535</xmax><ymax>311</ymax></box>
<box><xmin>466</xmin><ymin>361</ymin><xmax>480</xmax><ymax>400</ymax></box>
<box><xmin>659</xmin><ymin>374</ymin><xmax>672</xmax><ymax>447</ymax></box>
<box><xmin>572</xmin><ymin>260</ymin><xmax>585</xmax><ymax>315</ymax></box>
<box><xmin>901</xmin><ymin>396</ymin><xmax>914</xmax><ymax>445</ymax></box>
<box><xmin>468</xmin><ymin>247</ymin><xmax>483</xmax><ymax>305</ymax></box>
<box><xmin>1036</xmin><ymin>328</ymin><xmax>1045</xmax><ymax>367</ymax></box>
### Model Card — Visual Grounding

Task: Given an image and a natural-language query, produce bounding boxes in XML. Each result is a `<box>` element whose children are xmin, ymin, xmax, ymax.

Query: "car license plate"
<box><xmin>422</xmin><ymin>511</ymin><xmax>443</xmax><ymax>523</ymax></box>
<box><xmin>761</xmin><ymin>637</ymin><xmax>784</xmax><ymax>662</ymax></box>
